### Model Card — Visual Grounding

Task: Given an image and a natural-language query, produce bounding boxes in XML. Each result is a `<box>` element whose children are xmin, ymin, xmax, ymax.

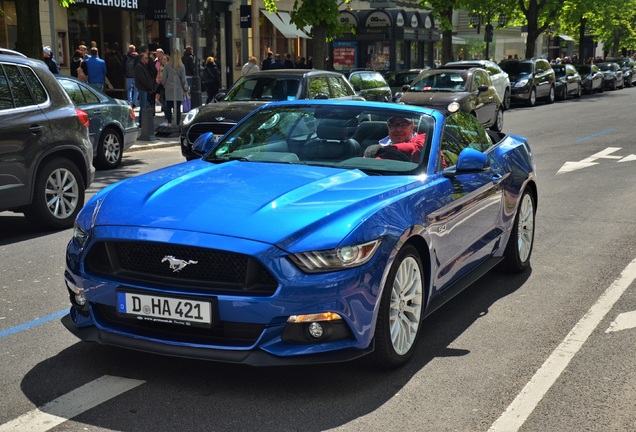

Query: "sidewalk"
<box><xmin>127</xmin><ymin>104</ymin><xmax>182</xmax><ymax>153</ymax></box>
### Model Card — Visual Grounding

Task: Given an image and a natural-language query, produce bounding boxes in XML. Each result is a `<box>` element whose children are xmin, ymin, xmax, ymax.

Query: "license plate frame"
<box><xmin>116</xmin><ymin>291</ymin><xmax>214</xmax><ymax>328</ymax></box>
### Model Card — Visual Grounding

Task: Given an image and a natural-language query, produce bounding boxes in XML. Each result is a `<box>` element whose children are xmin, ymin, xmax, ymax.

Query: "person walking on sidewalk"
<box><xmin>85</xmin><ymin>47</ymin><xmax>107</xmax><ymax>91</ymax></box>
<box><xmin>134</xmin><ymin>53</ymin><xmax>154</xmax><ymax>128</ymax></box>
<box><xmin>124</xmin><ymin>44</ymin><xmax>139</xmax><ymax>107</ymax></box>
<box><xmin>182</xmin><ymin>46</ymin><xmax>195</xmax><ymax>90</ymax></box>
<box><xmin>204</xmin><ymin>57</ymin><xmax>221</xmax><ymax>104</ymax></box>
<box><xmin>160</xmin><ymin>54</ymin><xmax>188</xmax><ymax>127</ymax></box>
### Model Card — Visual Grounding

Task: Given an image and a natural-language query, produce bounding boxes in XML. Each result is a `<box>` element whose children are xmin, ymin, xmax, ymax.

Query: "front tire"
<box><xmin>24</xmin><ymin>158</ymin><xmax>85</xmax><ymax>230</ymax></box>
<box><xmin>94</xmin><ymin>127</ymin><xmax>123</xmax><ymax>170</ymax></box>
<box><xmin>371</xmin><ymin>244</ymin><xmax>424</xmax><ymax>369</ymax></box>
<box><xmin>500</xmin><ymin>190</ymin><xmax>535</xmax><ymax>272</ymax></box>
<box><xmin>503</xmin><ymin>88</ymin><xmax>511</xmax><ymax>110</ymax></box>
<box><xmin>574</xmin><ymin>83</ymin><xmax>582</xmax><ymax>98</ymax></box>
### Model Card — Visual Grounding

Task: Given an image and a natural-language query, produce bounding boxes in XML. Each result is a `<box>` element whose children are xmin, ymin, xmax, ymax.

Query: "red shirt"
<box><xmin>383</xmin><ymin>133</ymin><xmax>426</xmax><ymax>163</ymax></box>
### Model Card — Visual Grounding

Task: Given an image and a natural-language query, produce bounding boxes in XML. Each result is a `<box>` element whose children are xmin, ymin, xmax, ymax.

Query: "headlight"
<box><xmin>73</xmin><ymin>222</ymin><xmax>90</xmax><ymax>248</ymax></box>
<box><xmin>182</xmin><ymin>108</ymin><xmax>199</xmax><ymax>126</ymax></box>
<box><xmin>513</xmin><ymin>79</ymin><xmax>529</xmax><ymax>88</ymax></box>
<box><xmin>289</xmin><ymin>240</ymin><xmax>382</xmax><ymax>273</ymax></box>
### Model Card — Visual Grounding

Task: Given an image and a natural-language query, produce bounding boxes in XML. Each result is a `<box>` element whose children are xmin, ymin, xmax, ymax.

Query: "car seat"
<box><xmin>300</xmin><ymin>119</ymin><xmax>361</xmax><ymax>161</ymax></box>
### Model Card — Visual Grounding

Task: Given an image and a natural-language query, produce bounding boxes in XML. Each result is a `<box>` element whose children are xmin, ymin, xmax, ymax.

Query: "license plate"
<box><xmin>117</xmin><ymin>292</ymin><xmax>212</xmax><ymax>328</ymax></box>
<box><xmin>213</xmin><ymin>134</ymin><xmax>224</xmax><ymax>143</ymax></box>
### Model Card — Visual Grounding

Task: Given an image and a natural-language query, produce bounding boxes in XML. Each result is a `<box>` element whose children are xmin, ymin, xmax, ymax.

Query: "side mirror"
<box><xmin>401</xmin><ymin>84</ymin><xmax>411</xmax><ymax>92</ymax></box>
<box><xmin>478</xmin><ymin>84</ymin><xmax>489</xmax><ymax>92</ymax></box>
<box><xmin>313</xmin><ymin>93</ymin><xmax>329</xmax><ymax>100</ymax></box>
<box><xmin>443</xmin><ymin>147</ymin><xmax>489</xmax><ymax>178</ymax></box>
<box><xmin>192</xmin><ymin>132</ymin><xmax>218</xmax><ymax>157</ymax></box>
<box><xmin>213</xmin><ymin>92</ymin><xmax>226</xmax><ymax>102</ymax></box>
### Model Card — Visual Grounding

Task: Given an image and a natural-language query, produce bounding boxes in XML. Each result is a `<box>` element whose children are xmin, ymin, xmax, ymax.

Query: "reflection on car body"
<box><xmin>64</xmin><ymin>100</ymin><xmax>537</xmax><ymax>368</ymax></box>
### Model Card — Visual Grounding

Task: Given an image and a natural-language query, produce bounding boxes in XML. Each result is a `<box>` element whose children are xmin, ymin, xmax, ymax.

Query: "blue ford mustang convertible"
<box><xmin>63</xmin><ymin>100</ymin><xmax>537</xmax><ymax>368</ymax></box>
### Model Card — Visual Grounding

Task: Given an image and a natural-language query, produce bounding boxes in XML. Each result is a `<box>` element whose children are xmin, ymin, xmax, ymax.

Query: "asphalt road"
<box><xmin>1</xmin><ymin>89</ymin><xmax>635</xmax><ymax>432</ymax></box>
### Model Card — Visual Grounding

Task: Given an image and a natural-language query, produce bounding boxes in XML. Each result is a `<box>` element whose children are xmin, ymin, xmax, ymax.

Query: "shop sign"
<box><xmin>365</xmin><ymin>11</ymin><xmax>391</xmax><ymax>27</ymax></box>
<box><xmin>240</xmin><ymin>5</ymin><xmax>251</xmax><ymax>28</ymax></box>
<box><xmin>339</xmin><ymin>10</ymin><xmax>358</xmax><ymax>28</ymax></box>
<box><xmin>72</xmin><ymin>0</ymin><xmax>139</xmax><ymax>9</ymax></box>
<box><xmin>395</xmin><ymin>12</ymin><xmax>405</xmax><ymax>27</ymax></box>
<box><xmin>410</xmin><ymin>14</ymin><xmax>419</xmax><ymax>28</ymax></box>
<box><xmin>333</xmin><ymin>42</ymin><xmax>357</xmax><ymax>71</ymax></box>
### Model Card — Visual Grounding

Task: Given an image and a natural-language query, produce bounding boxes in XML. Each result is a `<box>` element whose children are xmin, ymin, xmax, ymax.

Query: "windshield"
<box><xmin>409</xmin><ymin>71</ymin><xmax>468</xmax><ymax>91</ymax></box>
<box><xmin>552</xmin><ymin>66</ymin><xmax>566</xmax><ymax>78</ymax></box>
<box><xmin>597</xmin><ymin>63</ymin><xmax>616</xmax><ymax>72</ymax></box>
<box><xmin>385</xmin><ymin>72</ymin><xmax>420</xmax><ymax>87</ymax></box>
<box><xmin>223</xmin><ymin>76</ymin><xmax>302</xmax><ymax>101</ymax></box>
<box><xmin>500</xmin><ymin>62</ymin><xmax>532</xmax><ymax>75</ymax></box>
<box><xmin>204</xmin><ymin>105</ymin><xmax>434</xmax><ymax>173</ymax></box>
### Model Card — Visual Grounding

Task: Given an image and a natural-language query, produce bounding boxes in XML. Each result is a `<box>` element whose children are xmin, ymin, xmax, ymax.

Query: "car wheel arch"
<box><xmin>31</xmin><ymin>147</ymin><xmax>91</xmax><ymax>195</ymax></box>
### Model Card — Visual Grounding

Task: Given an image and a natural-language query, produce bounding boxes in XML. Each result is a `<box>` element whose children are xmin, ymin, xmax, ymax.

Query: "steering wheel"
<box><xmin>376</xmin><ymin>146</ymin><xmax>412</xmax><ymax>162</ymax></box>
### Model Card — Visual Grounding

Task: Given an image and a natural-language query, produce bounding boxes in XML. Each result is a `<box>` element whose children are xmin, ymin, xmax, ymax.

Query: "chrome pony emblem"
<box><xmin>162</xmin><ymin>255</ymin><xmax>198</xmax><ymax>272</ymax></box>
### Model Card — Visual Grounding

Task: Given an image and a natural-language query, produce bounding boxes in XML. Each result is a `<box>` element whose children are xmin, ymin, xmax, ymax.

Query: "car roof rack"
<box><xmin>0</xmin><ymin>48</ymin><xmax>27</xmax><ymax>58</ymax></box>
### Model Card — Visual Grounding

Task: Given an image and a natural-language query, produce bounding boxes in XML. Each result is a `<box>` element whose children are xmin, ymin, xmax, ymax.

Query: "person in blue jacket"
<box><xmin>85</xmin><ymin>47</ymin><xmax>108</xmax><ymax>91</ymax></box>
<box><xmin>43</xmin><ymin>46</ymin><xmax>59</xmax><ymax>74</ymax></box>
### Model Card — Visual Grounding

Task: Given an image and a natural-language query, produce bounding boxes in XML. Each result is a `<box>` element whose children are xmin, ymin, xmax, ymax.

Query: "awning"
<box><xmin>261</xmin><ymin>10</ymin><xmax>310</xmax><ymax>39</ymax></box>
<box><xmin>559</xmin><ymin>34</ymin><xmax>575</xmax><ymax>42</ymax></box>
<box><xmin>278</xmin><ymin>11</ymin><xmax>311</xmax><ymax>39</ymax></box>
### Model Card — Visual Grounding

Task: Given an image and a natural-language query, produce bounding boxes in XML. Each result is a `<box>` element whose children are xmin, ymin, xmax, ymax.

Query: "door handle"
<box><xmin>29</xmin><ymin>125</ymin><xmax>43</xmax><ymax>134</ymax></box>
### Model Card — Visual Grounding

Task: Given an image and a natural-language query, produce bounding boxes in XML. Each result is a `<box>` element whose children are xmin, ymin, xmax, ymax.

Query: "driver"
<box><xmin>363</xmin><ymin>117</ymin><xmax>425</xmax><ymax>163</ymax></box>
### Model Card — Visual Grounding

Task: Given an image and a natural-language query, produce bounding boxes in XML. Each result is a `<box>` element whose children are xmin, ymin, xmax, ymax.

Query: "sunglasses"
<box><xmin>387</xmin><ymin>122</ymin><xmax>413</xmax><ymax>130</ymax></box>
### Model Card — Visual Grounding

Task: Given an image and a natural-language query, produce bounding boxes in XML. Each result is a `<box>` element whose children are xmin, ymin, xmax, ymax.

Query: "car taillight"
<box><xmin>76</xmin><ymin>108</ymin><xmax>90</xmax><ymax>128</ymax></box>
<box><xmin>129</xmin><ymin>106</ymin><xmax>136</xmax><ymax>121</ymax></box>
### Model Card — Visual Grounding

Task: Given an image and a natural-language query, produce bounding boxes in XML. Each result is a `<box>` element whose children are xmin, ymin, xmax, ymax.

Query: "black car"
<box><xmin>607</xmin><ymin>57</ymin><xmax>636</xmax><ymax>87</ymax></box>
<box><xmin>384</xmin><ymin>69</ymin><xmax>428</xmax><ymax>102</ymax></box>
<box><xmin>596</xmin><ymin>62</ymin><xmax>624</xmax><ymax>90</ymax></box>
<box><xmin>180</xmin><ymin>70</ymin><xmax>363</xmax><ymax>160</ymax></box>
<box><xmin>574</xmin><ymin>64</ymin><xmax>604</xmax><ymax>94</ymax></box>
<box><xmin>346</xmin><ymin>70</ymin><xmax>392</xmax><ymax>102</ymax></box>
<box><xmin>0</xmin><ymin>53</ymin><xmax>94</xmax><ymax>229</ymax></box>
<box><xmin>499</xmin><ymin>58</ymin><xmax>555</xmax><ymax>107</ymax></box>
<box><xmin>397</xmin><ymin>67</ymin><xmax>503</xmax><ymax>131</ymax></box>
<box><xmin>552</xmin><ymin>63</ymin><xmax>582</xmax><ymax>100</ymax></box>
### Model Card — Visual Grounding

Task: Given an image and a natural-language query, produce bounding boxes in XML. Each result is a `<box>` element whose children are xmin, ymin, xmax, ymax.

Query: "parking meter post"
<box><xmin>138</xmin><ymin>105</ymin><xmax>156</xmax><ymax>141</ymax></box>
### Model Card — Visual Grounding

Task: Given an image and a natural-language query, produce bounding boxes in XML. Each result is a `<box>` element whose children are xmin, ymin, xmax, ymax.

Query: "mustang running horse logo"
<box><xmin>162</xmin><ymin>255</ymin><xmax>198</xmax><ymax>272</ymax></box>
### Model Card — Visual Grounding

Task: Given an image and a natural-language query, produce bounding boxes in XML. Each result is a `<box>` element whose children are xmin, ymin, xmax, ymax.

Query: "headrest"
<box><xmin>316</xmin><ymin>119</ymin><xmax>355</xmax><ymax>140</ymax></box>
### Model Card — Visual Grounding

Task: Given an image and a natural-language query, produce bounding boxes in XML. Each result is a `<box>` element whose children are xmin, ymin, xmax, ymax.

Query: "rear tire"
<box><xmin>24</xmin><ymin>158</ymin><xmax>85</xmax><ymax>230</ymax></box>
<box><xmin>546</xmin><ymin>85</ymin><xmax>555</xmax><ymax>104</ymax></box>
<box><xmin>370</xmin><ymin>244</ymin><xmax>424</xmax><ymax>369</ymax></box>
<box><xmin>94</xmin><ymin>127</ymin><xmax>123</xmax><ymax>170</ymax></box>
<box><xmin>490</xmin><ymin>108</ymin><xmax>504</xmax><ymax>132</ymax></box>
<box><xmin>525</xmin><ymin>88</ymin><xmax>536</xmax><ymax>107</ymax></box>
<box><xmin>503</xmin><ymin>88</ymin><xmax>511</xmax><ymax>110</ymax></box>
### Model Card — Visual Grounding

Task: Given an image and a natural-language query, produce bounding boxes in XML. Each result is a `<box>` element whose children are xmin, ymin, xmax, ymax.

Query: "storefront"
<box><xmin>331</xmin><ymin>8</ymin><xmax>439</xmax><ymax>72</ymax></box>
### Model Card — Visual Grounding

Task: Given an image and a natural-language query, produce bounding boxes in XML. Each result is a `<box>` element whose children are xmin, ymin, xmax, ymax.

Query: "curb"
<box><xmin>128</xmin><ymin>139</ymin><xmax>180</xmax><ymax>153</ymax></box>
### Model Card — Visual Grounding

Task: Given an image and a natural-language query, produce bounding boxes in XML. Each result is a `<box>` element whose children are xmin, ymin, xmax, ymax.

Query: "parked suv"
<box><xmin>346</xmin><ymin>70</ymin><xmax>392</xmax><ymax>102</ymax></box>
<box><xmin>180</xmin><ymin>69</ymin><xmax>363</xmax><ymax>160</ymax></box>
<box><xmin>0</xmin><ymin>53</ymin><xmax>94</xmax><ymax>229</ymax></box>
<box><xmin>499</xmin><ymin>58</ymin><xmax>555</xmax><ymax>106</ymax></box>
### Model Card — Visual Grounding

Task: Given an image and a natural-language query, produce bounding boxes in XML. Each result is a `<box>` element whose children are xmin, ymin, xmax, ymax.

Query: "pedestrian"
<box><xmin>79</xmin><ymin>44</ymin><xmax>90</xmax><ymax>60</ymax></box>
<box><xmin>85</xmin><ymin>47</ymin><xmax>107</xmax><ymax>91</ymax></box>
<box><xmin>70</xmin><ymin>49</ymin><xmax>88</xmax><ymax>81</ymax></box>
<box><xmin>160</xmin><ymin>54</ymin><xmax>188</xmax><ymax>127</ymax></box>
<box><xmin>43</xmin><ymin>46</ymin><xmax>60</xmax><ymax>74</ymax></box>
<box><xmin>182</xmin><ymin>45</ymin><xmax>195</xmax><ymax>89</ymax></box>
<box><xmin>261</xmin><ymin>51</ymin><xmax>273</xmax><ymax>70</ymax></box>
<box><xmin>134</xmin><ymin>53</ymin><xmax>154</xmax><ymax>128</ymax></box>
<box><xmin>154</xmin><ymin>48</ymin><xmax>166</xmax><ymax>111</ymax></box>
<box><xmin>204</xmin><ymin>56</ymin><xmax>221</xmax><ymax>104</ymax></box>
<box><xmin>295</xmin><ymin>56</ymin><xmax>308</xmax><ymax>69</ymax></box>
<box><xmin>241</xmin><ymin>56</ymin><xmax>260</xmax><ymax>76</ymax></box>
<box><xmin>284</xmin><ymin>53</ymin><xmax>295</xmax><ymax>68</ymax></box>
<box><xmin>269</xmin><ymin>53</ymin><xmax>285</xmax><ymax>69</ymax></box>
<box><xmin>124</xmin><ymin>44</ymin><xmax>139</xmax><ymax>107</ymax></box>
<box><xmin>307</xmin><ymin>57</ymin><xmax>313</xmax><ymax>68</ymax></box>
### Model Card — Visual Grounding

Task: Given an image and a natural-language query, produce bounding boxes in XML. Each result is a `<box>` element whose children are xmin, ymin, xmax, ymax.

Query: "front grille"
<box><xmin>94</xmin><ymin>304</ymin><xmax>264</xmax><ymax>347</ymax></box>
<box><xmin>186</xmin><ymin>122</ymin><xmax>236</xmax><ymax>144</ymax></box>
<box><xmin>85</xmin><ymin>241</ymin><xmax>278</xmax><ymax>296</ymax></box>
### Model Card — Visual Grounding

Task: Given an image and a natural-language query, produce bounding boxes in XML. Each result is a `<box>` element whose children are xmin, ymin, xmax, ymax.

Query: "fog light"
<box><xmin>74</xmin><ymin>290</ymin><xmax>87</xmax><ymax>306</ymax></box>
<box><xmin>307</xmin><ymin>322</ymin><xmax>324</xmax><ymax>339</ymax></box>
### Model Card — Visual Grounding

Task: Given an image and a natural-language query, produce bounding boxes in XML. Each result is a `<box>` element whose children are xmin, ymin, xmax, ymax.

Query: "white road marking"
<box><xmin>0</xmin><ymin>375</ymin><xmax>145</xmax><ymax>432</ymax></box>
<box><xmin>606</xmin><ymin>310</ymin><xmax>636</xmax><ymax>333</ymax></box>
<box><xmin>488</xmin><ymin>257</ymin><xmax>636</xmax><ymax>432</ymax></box>
<box><xmin>557</xmin><ymin>147</ymin><xmax>628</xmax><ymax>174</ymax></box>
<box><xmin>619</xmin><ymin>154</ymin><xmax>636</xmax><ymax>163</ymax></box>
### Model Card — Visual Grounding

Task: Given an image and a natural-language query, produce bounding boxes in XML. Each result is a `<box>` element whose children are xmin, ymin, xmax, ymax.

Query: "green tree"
<box><xmin>287</xmin><ymin>0</ymin><xmax>353</xmax><ymax>70</ymax></box>
<box><xmin>423</xmin><ymin>0</ymin><xmax>459</xmax><ymax>64</ymax></box>
<box><xmin>516</xmin><ymin>0</ymin><xmax>563</xmax><ymax>58</ymax></box>
<box><xmin>15</xmin><ymin>0</ymin><xmax>74</xmax><ymax>59</ymax></box>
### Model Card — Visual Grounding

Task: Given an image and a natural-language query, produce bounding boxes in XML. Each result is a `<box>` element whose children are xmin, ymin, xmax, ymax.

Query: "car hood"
<box><xmin>399</xmin><ymin>91</ymin><xmax>467</xmax><ymax>108</ymax></box>
<box><xmin>90</xmin><ymin>160</ymin><xmax>422</xmax><ymax>250</ymax></box>
<box><xmin>193</xmin><ymin>101</ymin><xmax>271</xmax><ymax>122</ymax></box>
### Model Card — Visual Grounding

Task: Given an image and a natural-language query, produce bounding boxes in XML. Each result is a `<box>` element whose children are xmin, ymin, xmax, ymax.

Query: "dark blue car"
<box><xmin>63</xmin><ymin>100</ymin><xmax>537</xmax><ymax>368</ymax></box>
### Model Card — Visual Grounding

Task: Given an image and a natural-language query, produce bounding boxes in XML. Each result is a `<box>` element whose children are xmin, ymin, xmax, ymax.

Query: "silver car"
<box><xmin>443</xmin><ymin>60</ymin><xmax>512</xmax><ymax>110</ymax></box>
